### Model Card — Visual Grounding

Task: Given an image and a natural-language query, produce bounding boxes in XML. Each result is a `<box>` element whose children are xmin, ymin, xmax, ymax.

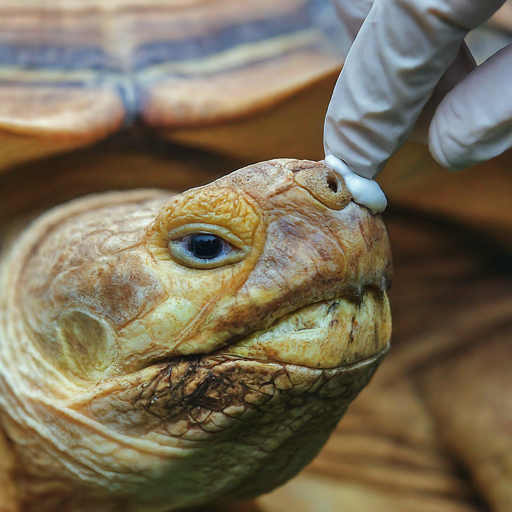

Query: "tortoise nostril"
<box><xmin>293</xmin><ymin>164</ymin><xmax>352</xmax><ymax>210</ymax></box>
<box><xmin>327</xmin><ymin>175</ymin><xmax>338</xmax><ymax>194</ymax></box>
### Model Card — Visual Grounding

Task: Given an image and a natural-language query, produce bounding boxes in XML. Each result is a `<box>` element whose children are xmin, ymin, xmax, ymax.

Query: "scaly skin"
<box><xmin>0</xmin><ymin>159</ymin><xmax>392</xmax><ymax>511</ymax></box>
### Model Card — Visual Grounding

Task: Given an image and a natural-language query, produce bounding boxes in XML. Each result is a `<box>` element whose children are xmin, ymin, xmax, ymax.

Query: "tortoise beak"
<box><xmin>221</xmin><ymin>292</ymin><xmax>391</xmax><ymax>369</ymax></box>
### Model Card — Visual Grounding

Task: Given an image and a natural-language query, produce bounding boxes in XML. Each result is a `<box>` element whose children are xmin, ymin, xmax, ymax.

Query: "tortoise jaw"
<box><xmin>65</xmin><ymin>285</ymin><xmax>390</xmax><ymax>417</ymax></box>
<box><xmin>219</xmin><ymin>287</ymin><xmax>391</xmax><ymax>369</ymax></box>
<box><xmin>126</xmin><ymin>286</ymin><xmax>391</xmax><ymax>372</ymax></box>
<box><xmin>64</xmin><ymin>288</ymin><xmax>390</xmax><ymax>443</ymax></box>
<box><xmin>65</xmin><ymin>346</ymin><xmax>389</xmax><ymax>443</ymax></box>
<box><xmin>117</xmin><ymin>286</ymin><xmax>391</xmax><ymax>375</ymax></box>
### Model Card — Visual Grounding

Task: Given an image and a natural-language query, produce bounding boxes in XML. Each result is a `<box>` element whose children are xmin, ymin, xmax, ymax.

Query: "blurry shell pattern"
<box><xmin>0</xmin><ymin>0</ymin><xmax>346</xmax><ymax>168</ymax></box>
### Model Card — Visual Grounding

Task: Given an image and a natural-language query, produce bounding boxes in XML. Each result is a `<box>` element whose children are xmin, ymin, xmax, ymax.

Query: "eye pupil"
<box><xmin>189</xmin><ymin>234</ymin><xmax>222</xmax><ymax>259</ymax></box>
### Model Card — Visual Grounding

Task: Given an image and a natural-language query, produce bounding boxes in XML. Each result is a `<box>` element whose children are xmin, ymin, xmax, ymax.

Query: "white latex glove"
<box><xmin>325</xmin><ymin>0</ymin><xmax>509</xmax><ymax>213</ymax></box>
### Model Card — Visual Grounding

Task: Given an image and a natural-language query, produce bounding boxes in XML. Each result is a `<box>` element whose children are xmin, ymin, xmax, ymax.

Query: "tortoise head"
<box><xmin>0</xmin><ymin>159</ymin><xmax>391</xmax><ymax>510</ymax></box>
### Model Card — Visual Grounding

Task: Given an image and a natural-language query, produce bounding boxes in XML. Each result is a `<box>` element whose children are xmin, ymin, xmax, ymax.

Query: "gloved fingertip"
<box><xmin>325</xmin><ymin>155</ymin><xmax>387</xmax><ymax>213</ymax></box>
<box><xmin>428</xmin><ymin>121</ymin><xmax>468</xmax><ymax>172</ymax></box>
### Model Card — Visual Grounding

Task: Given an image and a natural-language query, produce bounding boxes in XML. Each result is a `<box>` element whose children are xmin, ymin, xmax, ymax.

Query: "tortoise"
<box><xmin>0</xmin><ymin>158</ymin><xmax>392</xmax><ymax>511</ymax></box>
<box><xmin>1</xmin><ymin>0</ymin><xmax>512</xmax><ymax>511</ymax></box>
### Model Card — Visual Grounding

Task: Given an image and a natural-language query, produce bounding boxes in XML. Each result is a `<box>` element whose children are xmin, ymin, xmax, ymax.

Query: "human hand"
<box><xmin>325</xmin><ymin>0</ymin><xmax>509</xmax><ymax>212</ymax></box>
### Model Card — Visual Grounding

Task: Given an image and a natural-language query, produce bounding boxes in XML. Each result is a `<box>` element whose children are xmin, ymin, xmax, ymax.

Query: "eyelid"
<box><xmin>167</xmin><ymin>223</ymin><xmax>248</xmax><ymax>250</ymax></box>
<box><xmin>167</xmin><ymin>223</ymin><xmax>250</xmax><ymax>269</ymax></box>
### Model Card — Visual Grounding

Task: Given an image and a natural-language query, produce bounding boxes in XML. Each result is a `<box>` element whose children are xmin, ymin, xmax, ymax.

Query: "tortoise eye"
<box><xmin>167</xmin><ymin>224</ymin><xmax>249</xmax><ymax>269</ymax></box>
<box><xmin>188</xmin><ymin>234</ymin><xmax>223</xmax><ymax>260</ymax></box>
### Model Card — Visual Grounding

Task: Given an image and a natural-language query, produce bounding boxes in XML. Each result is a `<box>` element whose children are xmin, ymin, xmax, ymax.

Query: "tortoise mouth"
<box><xmin>66</xmin><ymin>346</ymin><xmax>389</xmax><ymax>441</ymax></box>
<box><xmin>65</xmin><ymin>288</ymin><xmax>390</xmax><ymax>436</ymax></box>
<box><xmin>126</xmin><ymin>287</ymin><xmax>391</xmax><ymax>373</ymax></box>
<box><xmin>218</xmin><ymin>288</ymin><xmax>391</xmax><ymax>369</ymax></box>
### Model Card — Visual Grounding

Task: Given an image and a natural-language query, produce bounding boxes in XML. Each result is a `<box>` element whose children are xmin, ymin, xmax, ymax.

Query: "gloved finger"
<box><xmin>330</xmin><ymin>0</ymin><xmax>374</xmax><ymax>39</ymax></box>
<box><xmin>330</xmin><ymin>1</ymin><xmax>477</xmax><ymax>146</ymax></box>
<box><xmin>411</xmin><ymin>42</ymin><xmax>476</xmax><ymax>143</ymax></box>
<box><xmin>429</xmin><ymin>42</ymin><xmax>512</xmax><ymax>171</ymax></box>
<box><xmin>324</xmin><ymin>0</ymin><xmax>506</xmax><ymax>180</ymax></box>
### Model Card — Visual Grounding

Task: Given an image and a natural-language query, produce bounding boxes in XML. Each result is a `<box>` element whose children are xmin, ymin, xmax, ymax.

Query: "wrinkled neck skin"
<box><xmin>0</xmin><ymin>160</ymin><xmax>392</xmax><ymax>511</ymax></box>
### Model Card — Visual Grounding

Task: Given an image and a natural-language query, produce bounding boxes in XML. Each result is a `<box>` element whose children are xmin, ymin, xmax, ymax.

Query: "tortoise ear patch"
<box><xmin>57</xmin><ymin>310</ymin><xmax>116</xmax><ymax>382</ymax></box>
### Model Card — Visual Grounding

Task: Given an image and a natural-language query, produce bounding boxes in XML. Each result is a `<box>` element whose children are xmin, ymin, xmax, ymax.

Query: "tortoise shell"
<box><xmin>0</xmin><ymin>0</ymin><xmax>345</xmax><ymax>170</ymax></box>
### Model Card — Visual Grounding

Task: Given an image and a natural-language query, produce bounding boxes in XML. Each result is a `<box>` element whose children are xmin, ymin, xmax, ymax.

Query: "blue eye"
<box><xmin>167</xmin><ymin>224</ymin><xmax>249</xmax><ymax>269</ymax></box>
<box><xmin>188</xmin><ymin>234</ymin><xmax>223</xmax><ymax>260</ymax></box>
